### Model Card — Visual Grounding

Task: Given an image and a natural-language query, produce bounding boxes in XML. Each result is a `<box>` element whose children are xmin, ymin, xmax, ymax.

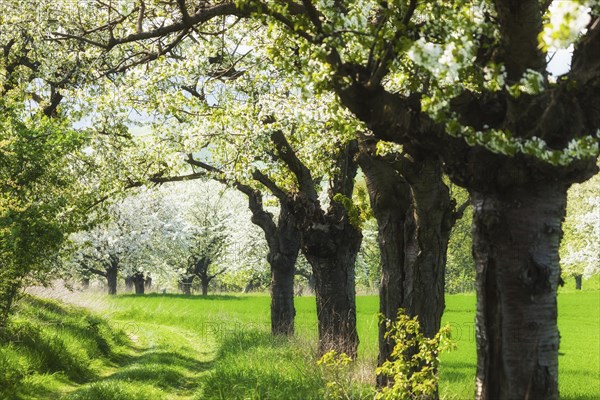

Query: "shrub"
<box><xmin>375</xmin><ymin>310</ymin><xmax>453</xmax><ymax>400</ymax></box>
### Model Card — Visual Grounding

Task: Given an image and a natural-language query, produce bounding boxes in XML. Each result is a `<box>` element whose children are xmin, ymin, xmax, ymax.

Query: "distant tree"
<box><xmin>445</xmin><ymin>184</ymin><xmax>475</xmax><ymax>294</ymax></box>
<box><xmin>67</xmin><ymin>188</ymin><xmax>182</xmax><ymax>295</ymax></box>
<box><xmin>177</xmin><ymin>211</ymin><xmax>229</xmax><ymax>296</ymax></box>
<box><xmin>561</xmin><ymin>171</ymin><xmax>600</xmax><ymax>289</ymax></box>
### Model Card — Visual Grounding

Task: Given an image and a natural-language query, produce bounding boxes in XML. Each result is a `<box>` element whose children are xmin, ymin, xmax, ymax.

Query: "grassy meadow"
<box><xmin>0</xmin><ymin>280</ymin><xmax>598</xmax><ymax>399</ymax></box>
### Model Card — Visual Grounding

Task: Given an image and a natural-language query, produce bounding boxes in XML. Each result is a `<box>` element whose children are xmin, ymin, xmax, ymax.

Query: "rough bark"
<box><xmin>357</xmin><ymin>139</ymin><xmax>413</xmax><ymax>376</ymax></box>
<box><xmin>574</xmin><ymin>274</ymin><xmax>583</xmax><ymax>290</ymax></box>
<box><xmin>359</xmin><ymin>139</ymin><xmax>454</xmax><ymax>388</ymax></box>
<box><xmin>294</xmin><ymin>139</ymin><xmax>362</xmax><ymax>357</ymax></box>
<box><xmin>401</xmin><ymin>152</ymin><xmax>453</xmax><ymax>339</ymax></box>
<box><xmin>270</xmin><ymin>256</ymin><xmax>296</xmax><ymax>335</ymax></box>
<box><xmin>303</xmin><ymin>218</ymin><xmax>362</xmax><ymax>357</ymax></box>
<box><xmin>472</xmin><ymin>184</ymin><xmax>567</xmax><ymax>400</ymax></box>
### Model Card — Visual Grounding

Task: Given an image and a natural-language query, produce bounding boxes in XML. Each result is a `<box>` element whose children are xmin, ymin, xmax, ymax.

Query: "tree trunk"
<box><xmin>472</xmin><ymin>184</ymin><xmax>566</xmax><ymax>400</ymax></box>
<box><xmin>360</xmin><ymin>145</ymin><xmax>453</xmax><ymax>388</ymax></box>
<box><xmin>125</xmin><ymin>276</ymin><xmax>134</xmax><ymax>292</ymax></box>
<box><xmin>201</xmin><ymin>279</ymin><xmax>208</xmax><ymax>296</ymax></box>
<box><xmin>401</xmin><ymin>155</ymin><xmax>453</xmax><ymax>340</ymax></box>
<box><xmin>358</xmin><ymin>142</ymin><xmax>413</xmax><ymax>376</ymax></box>
<box><xmin>133</xmin><ymin>273</ymin><xmax>145</xmax><ymax>295</ymax></box>
<box><xmin>144</xmin><ymin>276</ymin><xmax>152</xmax><ymax>290</ymax></box>
<box><xmin>180</xmin><ymin>276</ymin><xmax>193</xmax><ymax>295</ymax></box>
<box><xmin>107</xmin><ymin>267</ymin><xmax>118</xmax><ymax>295</ymax></box>
<box><xmin>303</xmin><ymin>220</ymin><xmax>362</xmax><ymax>358</ymax></box>
<box><xmin>267</xmin><ymin>205</ymin><xmax>300</xmax><ymax>336</ymax></box>
<box><xmin>0</xmin><ymin>268</ymin><xmax>22</xmax><ymax>328</ymax></box>
<box><xmin>574</xmin><ymin>274</ymin><xmax>583</xmax><ymax>290</ymax></box>
<box><xmin>270</xmin><ymin>257</ymin><xmax>296</xmax><ymax>335</ymax></box>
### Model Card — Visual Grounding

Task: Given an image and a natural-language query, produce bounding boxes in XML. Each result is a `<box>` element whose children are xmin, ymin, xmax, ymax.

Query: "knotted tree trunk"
<box><xmin>359</xmin><ymin>138</ymin><xmax>455</xmax><ymax>388</ymax></box>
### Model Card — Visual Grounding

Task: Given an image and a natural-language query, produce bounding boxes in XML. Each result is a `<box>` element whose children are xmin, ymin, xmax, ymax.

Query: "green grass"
<box><xmin>2</xmin><ymin>284</ymin><xmax>599</xmax><ymax>399</ymax></box>
<box><xmin>0</xmin><ymin>296</ymin><xmax>130</xmax><ymax>399</ymax></box>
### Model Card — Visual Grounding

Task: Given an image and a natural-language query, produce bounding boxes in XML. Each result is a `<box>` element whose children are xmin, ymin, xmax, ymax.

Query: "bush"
<box><xmin>375</xmin><ymin>310</ymin><xmax>453</xmax><ymax>400</ymax></box>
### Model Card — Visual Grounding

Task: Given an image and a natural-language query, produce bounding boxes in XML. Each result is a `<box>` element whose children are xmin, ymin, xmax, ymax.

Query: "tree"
<box><xmin>0</xmin><ymin>101</ymin><xmax>85</xmax><ymax>325</ymax></box>
<box><xmin>0</xmin><ymin>0</ymin><xmax>104</xmax><ymax>325</ymax></box>
<box><xmin>175</xmin><ymin>190</ymin><xmax>230</xmax><ymax>296</ymax></box>
<box><xmin>67</xmin><ymin>187</ymin><xmax>185</xmax><ymax>295</ymax></box>
<box><xmin>561</xmin><ymin>170</ymin><xmax>600</xmax><ymax>289</ymax></box>
<box><xmin>180</xmin><ymin>159</ymin><xmax>302</xmax><ymax>334</ymax></box>
<box><xmin>224</xmin><ymin>3</ymin><xmax>599</xmax><ymax>397</ymax></box>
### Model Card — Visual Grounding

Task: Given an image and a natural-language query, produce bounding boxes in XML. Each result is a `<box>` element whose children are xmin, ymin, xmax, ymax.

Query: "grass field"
<box><xmin>1</xmin><ymin>281</ymin><xmax>598</xmax><ymax>399</ymax></box>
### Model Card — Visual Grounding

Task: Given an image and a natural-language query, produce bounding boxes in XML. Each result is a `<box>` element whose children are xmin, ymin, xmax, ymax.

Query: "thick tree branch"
<box><xmin>492</xmin><ymin>0</ymin><xmax>545</xmax><ymax>81</ymax></box>
<box><xmin>252</xmin><ymin>170</ymin><xmax>289</xmax><ymax>201</ymax></box>
<box><xmin>270</xmin><ymin>130</ymin><xmax>318</xmax><ymax>201</ymax></box>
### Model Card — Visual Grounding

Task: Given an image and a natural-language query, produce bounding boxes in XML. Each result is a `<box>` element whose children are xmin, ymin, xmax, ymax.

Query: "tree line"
<box><xmin>1</xmin><ymin>1</ymin><xmax>599</xmax><ymax>399</ymax></box>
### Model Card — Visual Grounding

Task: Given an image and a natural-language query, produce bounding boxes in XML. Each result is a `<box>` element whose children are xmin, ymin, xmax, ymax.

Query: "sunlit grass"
<box><xmin>4</xmin><ymin>279</ymin><xmax>599</xmax><ymax>399</ymax></box>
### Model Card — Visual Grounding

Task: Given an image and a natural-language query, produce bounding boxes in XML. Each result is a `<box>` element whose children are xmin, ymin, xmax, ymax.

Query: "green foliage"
<box><xmin>445</xmin><ymin>184</ymin><xmax>475</xmax><ymax>294</ymax></box>
<box><xmin>560</xmin><ymin>170</ymin><xmax>600</xmax><ymax>281</ymax></box>
<box><xmin>1</xmin><ymin>292</ymin><xmax>596</xmax><ymax>399</ymax></box>
<box><xmin>66</xmin><ymin>381</ymin><xmax>166</xmax><ymax>400</ymax></box>
<box><xmin>376</xmin><ymin>310</ymin><xmax>453</xmax><ymax>400</ymax></box>
<box><xmin>317</xmin><ymin>351</ymin><xmax>359</xmax><ymax>400</ymax></box>
<box><xmin>333</xmin><ymin>180</ymin><xmax>372</xmax><ymax>230</ymax></box>
<box><xmin>0</xmin><ymin>99</ymin><xmax>87</xmax><ymax>324</ymax></box>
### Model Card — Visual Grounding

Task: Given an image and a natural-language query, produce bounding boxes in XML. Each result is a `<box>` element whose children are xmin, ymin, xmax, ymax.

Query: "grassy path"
<box><xmin>64</xmin><ymin>319</ymin><xmax>217</xmax><ymax>400</ymax></box>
